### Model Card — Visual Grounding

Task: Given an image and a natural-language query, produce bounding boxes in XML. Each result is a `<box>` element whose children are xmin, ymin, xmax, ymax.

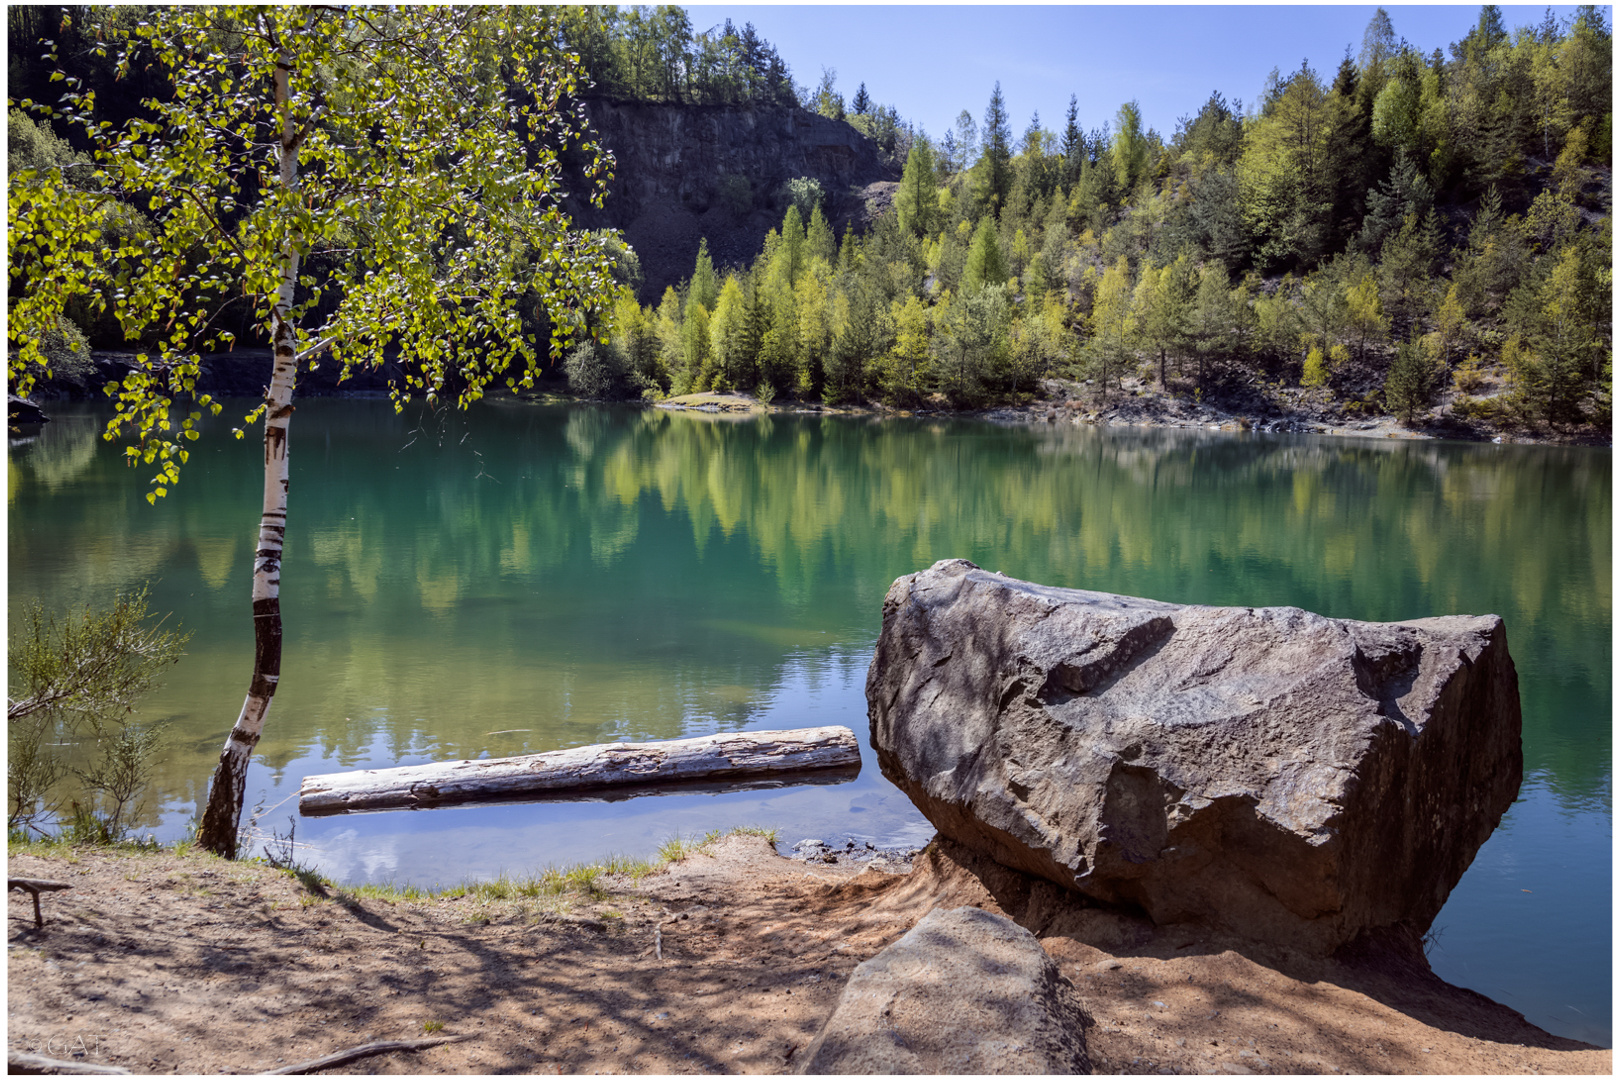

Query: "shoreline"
<box><xmin>14</xmin><ymin>352</ymin><xmax>1608</xmax><ymax>449</ymax></box>
<box><xmin>8</xmin><ymin>835</ymin><xmax>1610</xmax><ymax>1074</ymax></box>
<box><xmin>648</xmin><ymin>383</ymin><xmax>1608</xmax><ymax>448</ymax></box>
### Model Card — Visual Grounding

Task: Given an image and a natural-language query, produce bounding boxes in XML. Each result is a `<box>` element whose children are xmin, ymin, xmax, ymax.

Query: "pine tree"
<box><xmin>1385</xmin><ymin>334</ymin><xmax>1438</xmax><ymax>423</ymax></box>
<box><xmin>708</xmin><ymin>275</ymin><xmax>749</xmax><ymax>392</ymax></box>
<box><xmin>883</xmin><ymin>294</ymin><xmax>934</xmax><ymax>404</ymax></box>
<box><xmin>811</xmin><ymin>67</ymin><xmax>844</xmax><ymax>121</ymax></box>
<box><xmin>1087</xmin><ymin>256</ymin><xmax>1134</xmax><ymax>397</ymax></box>
<box><xmin>779</xmin><ymin>204</ymin><xmax>807</xmax><ymax>283</ymax></box>
<box><xmin>1238</xmin><ymin>62</ymin><xmax>1355</xmax><ymax>269</ymax></box>
<box><xmin>1131</xmin><ymin>255</ymin><xmax>1194</xmax><ymax>387</ymax></box>
<box><xmin>794</xmin><ymin>271</ymin><xmax>832</xmax><ymax>398</ymax></box>
<box><xmin>655</xmin><ymin>287</ymin><xmax>684</xmax><ymax>387</ymax></box>
<box><xmin>896</xmin><ymin>140</ymin><xmax>939</xmax><ymax>239</ymax></box>
<box><xmin>1021</xmin><ymin>111</ymin><xmax>1043</xmax><ymax>156</ymax></box>
<box><xmin>962</xmin><ymin>217</ymin><xmax>1009</xmax><ymax>293</ymax></box>
<box><xmin>757</xmin><ymin>282</ymin><xmax>798</xmax><ymax>395</ymax></box>
<box><xmin>982</xmin><ymin>82</ymin><xmax>1013</xmax><ymax>212</ymax></box>
<box><xmin>953</xmin><ymin>110</ymin><xmax>979</xmax><ymax>170</ymax></box>
<box><xmin>1190</xmin><ymin>264</ymin><xmax>1235</xmax><ymax>384</ymax></box>
<box><xmin>680</xmin><ymin>301</ymin><xmax>712</xmax><ymax>392</ymax></box>
<box><xmin>1112</xmin><ymin>100</ymin><xmax>1148</xmax><ymax>194</ymax></box>
<box><xmin>1060</xmin><ymin>94</ymin><xmax>1084</xmax><ymax>186</ymax></box>
<box><xmin>852</xmin><ymin>81</ymin><xmax>871</xmax><ymax>115</ymax></box>
<box><xmin>1344</xmin><ymin>271</ymin><xmax>1387</xmax><ymax>362</ymax></box>
<box><xmin>687</xmin><ymin>238</ymin><xmax>720</xmax><ymax>315</ymax></box>
<box><xmin>806</xmin><ymin>205</ymin><xmax>837</xmax><ymax>268</ymax></box>
<box><xmin>1503</xmin><ymin>240</ymin><xmax>1607</xmax><ymax>426</ymax></box>
<box><xmin>1360</xmin><ymin>8</ymin><xmax>1398</xmax><ymax>75</ymax></box>
<box><xmin>837</xmin><ymin>223</ymin><xmax>859</xmax><ymax>273</ymax></box>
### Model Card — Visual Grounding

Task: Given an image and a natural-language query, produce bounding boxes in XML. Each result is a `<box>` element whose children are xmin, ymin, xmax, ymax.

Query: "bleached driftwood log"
<box><xmin>299</xmin><ymin>725</ymin><xmax>860</xmax><ymax>814</ymax></box>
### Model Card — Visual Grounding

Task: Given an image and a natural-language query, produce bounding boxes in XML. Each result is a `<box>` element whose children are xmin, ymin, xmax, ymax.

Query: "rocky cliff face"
<box><xmin>573</xmin><ymin>99</ymin><xmax>900</xmax><ymax>299</ymax></box>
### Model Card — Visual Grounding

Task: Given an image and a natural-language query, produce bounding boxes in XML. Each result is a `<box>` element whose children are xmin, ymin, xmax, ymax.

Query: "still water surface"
<box><xmin>8</xmin><ymin>399</ymin><xmax>1610</xmax><ymax>1045</ymax></box>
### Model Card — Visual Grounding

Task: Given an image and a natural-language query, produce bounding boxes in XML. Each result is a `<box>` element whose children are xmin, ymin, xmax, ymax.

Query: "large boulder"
<box><xmin>867</xmin><ymin>560</ymin><xmax>1522</xmax><ymax>954</ymax></box>
<box><xmin>796</xmin><ymin>905</ymin><xmax>1090</xmax><ymax>1074</ymax></box>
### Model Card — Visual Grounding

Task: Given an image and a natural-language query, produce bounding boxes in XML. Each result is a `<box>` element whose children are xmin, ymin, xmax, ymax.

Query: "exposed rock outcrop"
<box><xmin>867</xmin><ymin>559</ymin><xmax>1522</xmax><ymax>954</ymax></box>
<box><xmin>575</xmin><ymin>100</ymin><xmax>898</xmax><ymax>297</ymax></box>
<box><xmin>795</xmin><ymin>905</ymin><xmax>1091</xmax><ymax>1075</ymax></box>
<box><xmin>9</xmin><ymin>394</ymin><xmax>48</xmax><ymax>426</ymax></box>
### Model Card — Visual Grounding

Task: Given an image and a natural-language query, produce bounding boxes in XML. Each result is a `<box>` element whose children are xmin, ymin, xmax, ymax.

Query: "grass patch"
<box><xmin>435</xmin><ymin>860</ymin><xmax>630</xmax><ymax>904</ymax></box>
<box><xmin>349</xmin><ymin>881</ymin><xmax>430</xmax><ymax>903</ymax></box>
<box><xmin>7</xmin><ymin>829</ymin><xmax>167</xmax><ymax>861</ymax></box>
<box><xmin>8</xmin><ymin>821</ymin><xmax>783</xmax><ymax>911</ymax></box>
<box><xmin>656</xmin><ymin>834</ymin><xmax>704</xmax><ymax>863</ymax></box>
<box><xmin>656</xmin><ymin>824</ymin><xmax>779</xmax><ymax>865</ymax></box>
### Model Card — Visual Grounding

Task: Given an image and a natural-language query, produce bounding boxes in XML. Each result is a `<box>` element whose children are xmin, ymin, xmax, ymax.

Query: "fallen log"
<box><xmin>299</xmin><ymin>725</ymin><xmax>860</xmax><ymax>814</ymax></box>
<box><xmin>304</xmin><ymin>766</ymin><xmax>860</xmax><ymax>814</ymax></box>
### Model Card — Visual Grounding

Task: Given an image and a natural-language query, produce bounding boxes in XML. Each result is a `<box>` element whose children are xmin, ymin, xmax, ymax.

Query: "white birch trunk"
<box><xmin>299</xmin><ymin>726</ymin><xmax>861</xmax><ymax>814</ymax></box>
<box><xmin>197</xmin><ymin>42</ymin><xmax>301</xmax><ymax>859</ymax></box>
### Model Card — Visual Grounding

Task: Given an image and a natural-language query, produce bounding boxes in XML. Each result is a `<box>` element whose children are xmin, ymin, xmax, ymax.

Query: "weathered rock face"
<box><xmin>573</xmin><ymin>100</ymin><xmax>898</xmax><ymax>298</ymax></box>
<box><xmin>795</xmin><ymin>905</ymin><xmax>1091</xmax><ymax>1075</ymax></box>
<box><xmin>867</xmin><ymin>560</ymin><xmax>1523</xmax><ymax>954</ymax></box>
<box><xmin>9</xmin><ymin>394</ymin><xmax>49</xmax><ymax>426</ymax></box>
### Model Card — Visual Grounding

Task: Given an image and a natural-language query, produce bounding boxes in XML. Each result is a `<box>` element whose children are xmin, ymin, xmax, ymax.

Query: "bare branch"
<box><xmin>295</xmin><ymin>335</ymin><xmax>341</xmax><ymax>363</ymax></box>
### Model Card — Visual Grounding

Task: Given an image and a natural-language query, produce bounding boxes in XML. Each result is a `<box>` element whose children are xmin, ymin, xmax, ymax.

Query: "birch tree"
<box><xmin>8</xmin><ymin>7</ymin><xmax>620</xmax><ymax>857</ymax></box>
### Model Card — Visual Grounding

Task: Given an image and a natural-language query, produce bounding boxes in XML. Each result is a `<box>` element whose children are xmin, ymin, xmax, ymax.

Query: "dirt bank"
<box><xmin>636</xmin><ymin>377</ymin><xmax>1604</xmax><ymax>448</ymax></box>
<box><xmin>971</xmin><ymin>374</ymin><xmax>1608</xmax><ymax>447</ymax></box>
<box><xmin>8</xmin><ymin>836</ymin><xmax>1607</xmax><ymax>1075</ymax></box>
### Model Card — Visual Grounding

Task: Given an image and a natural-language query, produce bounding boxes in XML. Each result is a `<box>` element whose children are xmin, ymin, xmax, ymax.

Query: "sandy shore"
<box><xmin>7</xmin><ymin>835</ymin><xmax>1608</xmax><ymax>1075</ymax></box>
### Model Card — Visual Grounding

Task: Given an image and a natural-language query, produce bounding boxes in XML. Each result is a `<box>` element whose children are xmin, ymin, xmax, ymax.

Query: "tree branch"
<box><xmin>295</xmin><ymin>335</ymin><xmax>341</xmax><ymax>363</ymax></box>
<box><xmin>266</xmin><ymin>1035</ymin><xmax>473</xmax><ymax>1075</ymax></box>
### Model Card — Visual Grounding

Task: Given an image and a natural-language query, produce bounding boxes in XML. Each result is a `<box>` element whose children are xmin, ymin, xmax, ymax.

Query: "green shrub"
<box><xmin>563</xmin><ymin>339</ymin><xmax>642</xmax><ymax>400</ymax></box>
<box><xmin>8</xmin><ymin>587</ymin><xmax>188</xmax><ymax>841</ymax></box>
<box><xmin>718</xmin><ymin>173</ymin><xmax>752</xmax><ymax>217</ymax></box>
<box><xmin>1386</xmin><ymin>335</ymin><xmax>1442</xmax><ymax>424</ymax></box>
<box><xmin>1301</xmin><ymin>347</ymin><xmax>1329</xmax><ymax>388</ymax></box>
<box><xmin>780</xmin><ymin>176</ymin><xmax>825</xmax><ymax>219</ymax></box>
<box><xmin>1452</xmin><ymin>352</ymin><xmax>1489</xmax><ymax>394</ymax></box>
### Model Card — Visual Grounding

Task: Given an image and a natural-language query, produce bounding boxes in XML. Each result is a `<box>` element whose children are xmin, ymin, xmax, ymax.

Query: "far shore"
<box><xmin>14</xmin><ymin>351</ymin><xmax>1606</xmax><ymax>449</ymax></box>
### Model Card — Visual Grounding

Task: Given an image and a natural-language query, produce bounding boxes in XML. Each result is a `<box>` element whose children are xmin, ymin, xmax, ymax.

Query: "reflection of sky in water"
<box><xmin>246</xmin><ymin>649</ymin><xmax>934</xmax><ymax>888</ymax></box>
<box><xmin>1426</xmin><ymin>778</ymin><xmax>1611</xmax><ymax>1047</ymax></box>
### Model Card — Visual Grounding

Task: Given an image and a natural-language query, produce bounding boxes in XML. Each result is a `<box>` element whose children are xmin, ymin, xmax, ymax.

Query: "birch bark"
<box><xmin>196</xmin><ymin>39</ymin><xmax>302</xmax><ymax>859</ymax></box>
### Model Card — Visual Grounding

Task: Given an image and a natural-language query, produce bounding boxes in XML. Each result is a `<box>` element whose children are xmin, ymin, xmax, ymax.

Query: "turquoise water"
<box><xmin>8</xmin><ymin>399</ymin><xmax>1610</xmax><ymax>1045</ymax></box>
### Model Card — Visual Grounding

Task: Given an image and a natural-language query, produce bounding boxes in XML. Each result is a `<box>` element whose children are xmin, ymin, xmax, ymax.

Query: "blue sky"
<box><xmin>687</xmin><ymin>6</ymin><xmax>1587</xmax><ymax>144</ymax></box>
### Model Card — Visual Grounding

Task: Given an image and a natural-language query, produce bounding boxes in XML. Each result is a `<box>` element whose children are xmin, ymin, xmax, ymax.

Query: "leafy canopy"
<box><xmin>9</xmin><ymin>6</ymin><xmax>620</xmax><ymax>497</ymax></box>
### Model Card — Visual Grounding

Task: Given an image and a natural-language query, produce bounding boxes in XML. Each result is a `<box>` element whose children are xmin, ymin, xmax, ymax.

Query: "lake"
<box><xmin>8</xmin><ymin>398</ymin><xmax>1610</xmax><ymax>1046</ymax></box>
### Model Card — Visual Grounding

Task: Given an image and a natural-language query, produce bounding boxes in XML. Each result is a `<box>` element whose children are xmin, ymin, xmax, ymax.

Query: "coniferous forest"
<box><xmin>563</xmin><ymin>6</ymin><xmax>1612</xmax><ymax>437</ymax></box>
<box><xmin>8</xmin><ymin>5</ymin><xmax>1612</xmax><ymax>436</ymax></box>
